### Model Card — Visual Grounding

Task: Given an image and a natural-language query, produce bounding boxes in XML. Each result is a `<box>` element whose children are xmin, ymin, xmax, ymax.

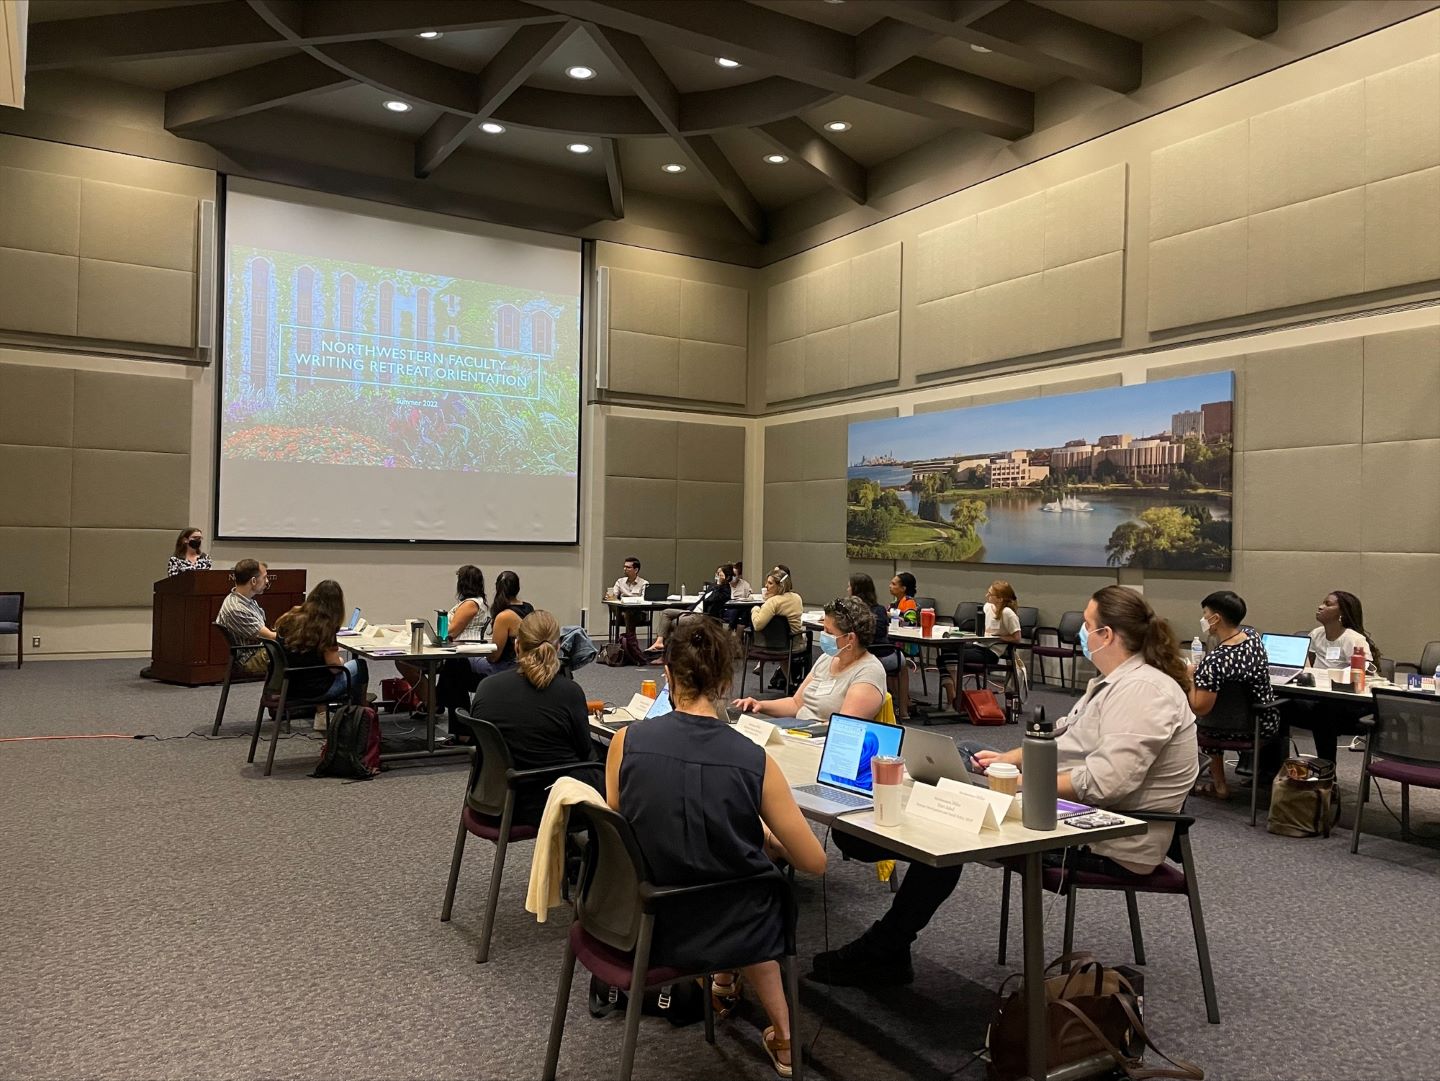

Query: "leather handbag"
<box><xmin>1267</xmin><ymin>754</ymin><xmax>1336</xmax><ymax>838</ymax></box>
<box><xmin>961</xmin><ymin>688</ymin><xmax>1007</xmax><ymax>725</ymax></box>
<box><xmin>987</xmin><ymin>953</ymin><xmax>1202</xmax><ymax>1081</ymax></box>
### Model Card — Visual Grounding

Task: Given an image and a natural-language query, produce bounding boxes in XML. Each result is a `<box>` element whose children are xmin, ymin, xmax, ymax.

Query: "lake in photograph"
<box><xmin>847</xmin><ymin>465</ymin><xmax>1231</xmax><ymax>567</ymax></box>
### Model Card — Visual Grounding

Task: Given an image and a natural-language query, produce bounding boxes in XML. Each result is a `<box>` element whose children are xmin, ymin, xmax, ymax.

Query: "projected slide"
<box><xmin>218</xmin><ymin>183</ymin><xmax>582</xmax><ymax>543</ymax></box>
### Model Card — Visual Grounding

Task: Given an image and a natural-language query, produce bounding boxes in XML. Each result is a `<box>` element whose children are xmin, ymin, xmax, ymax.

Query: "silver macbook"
<box><xmin>791</xmin><ymin>714</ymin><xmax>904</xmax><ymax>818</ymax></box>
<box><xmin>902</xmin><ymin>727</ymin><xmax>985</xmax><ymax>787</ymax></box>
<box><xmin>1262</xmin><ymin>632</ymin><xmax>1310</xmax><ymax>686</ymax></box>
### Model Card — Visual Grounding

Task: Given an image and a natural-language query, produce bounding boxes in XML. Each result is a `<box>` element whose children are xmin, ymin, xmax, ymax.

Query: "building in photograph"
<box><xmin>987</xmin><ymin>450</ymin><xmax>1050</xmax><ymax>488</ymax></box>
<box><xmin>1171</xmin><ymin>410</ymin><xmax>1204</xmax><ymax>438</ymax></box>
<box><xmin>1202</xmin><ymin>400</ymin><xmax>1233</xmax><ymax>440</ymax></box>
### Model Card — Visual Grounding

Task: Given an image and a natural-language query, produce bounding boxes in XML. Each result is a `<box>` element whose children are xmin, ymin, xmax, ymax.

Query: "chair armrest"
<box><xmin>507</xmin><ymin>760</ymin><xmax>596</xmax><ymax>786</ymax></box>
<box><xmin>1393</xmin><ymin>662</ymin><xmax>1420</xmax><ymax>676</ymax></box>
<box><xmin>1121</xmin><ymin>809</ymin><xmax>1195</xmax><ymax>832</ymax></box>
<box><xmin>639</xmin><ymin>868</ymin><xmax>788</xmax><ymax>908</ymax></box>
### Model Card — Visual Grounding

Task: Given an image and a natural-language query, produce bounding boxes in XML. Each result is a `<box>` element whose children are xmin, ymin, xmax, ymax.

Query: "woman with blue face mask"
<box><xmin>733</xmin><ymin>596</ymin><xmax>887</xmax><ymax>724</ymax></box>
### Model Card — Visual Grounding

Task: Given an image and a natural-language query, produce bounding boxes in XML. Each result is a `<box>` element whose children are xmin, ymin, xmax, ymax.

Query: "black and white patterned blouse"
<box><xmin>1193</xmin><ymin>626</ymin><xmax>1280</xmax><ymax>738</ymax></box>
<box><xmin>167</xmin><ymin>555</ymin><xmax>213</xmax><ymax>577</ymax></box>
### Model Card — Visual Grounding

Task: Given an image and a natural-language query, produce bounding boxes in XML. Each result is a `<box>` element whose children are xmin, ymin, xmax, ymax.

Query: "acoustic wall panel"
<box><xmin>0</xmin><ymin>167</ymin><xmax>80</xmax><ymax>256</ymax></box>
<box><xmin>68</xmin><ymin>528</ymin><xmax>176</xmax><ymax>607</ymax></box>
<box><xmin>0</xmin><ymin>526</ymin><xmax>70</xmax><ymax>607</ymax></box>
<box><xmin>1149</xmin><ymin>60</ymin><xmax>1440</xmax><ymax>332</ymax></box>
<box><xmin>1361</xmin><ymin>553</ymin><xmax>1440</xmax><ymax>668</ymax></box>
<box><xmin>0</xmin><ymin>446</ymin><xmax>71</xmax><ymax>526</ymax></box>
<box><xmin>1362</xmin><ymin>326</ymin><xmax>1440</xmax><ymax>443</ymax></box>
<box><xmin>70</xmin><ymin>449</ymin><xmax>190</xmax><ymax>530</ymax></box>
<box><xmin>79</xmin><ymin>180</ymin><xmax>197</xmax><ymax>273</ymax></box>
<box><xmin>73</xmin><ymin>370</ymin><xmax>192</xmax><ymax>453</ymax></box>
<box><xmin>1244</xmin><ymin>339</ymin><xmax>1363</xmax><ymax>451</ymax></box>
<box><xmin>0</xmin><ymin>247</ymin><xmax>79</xmax><ymax>336</ymax></box>
<box><xmin>0</xmin><ymin>364</ymin><xmax>73</xmax><ymax>446</ymax></box>
<box><xmin>909</xmin><ymin>166</ymin><xmax>1126</xmax><ymax>379</ymax></box>
<box><xmin>766</xmin><ymin>244</ymin><xmax>902</xmax><ymax>404</ymax></box>
<box><xmin>606</xmin><ymin>268</ymin><xmax>747</xmax><ymax>406</ymax></box>
<box><xmin>1359</xmin><ymin>439</ymin><xmax>1440</xmax><ymax>553</ymax></box>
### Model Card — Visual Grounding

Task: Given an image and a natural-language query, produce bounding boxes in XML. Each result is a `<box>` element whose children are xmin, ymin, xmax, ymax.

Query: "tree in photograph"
<box><xmin>1093</xmin><ymin>458</ymin><xmax>1124</xmax><ymax>486</ymax></box>
<box><xmin>950</xmin><ymin>497</ymin><xmax>988</xmax><ymax>539</ymax></box>
<box><xmin>1106</xmin><ymin>505</ymin><xmax>1229</xmax><ymax>570</ymax></box>
<box><xmin>848</xmin><ymin>477</ymin><xmax>881</xmax><ymax>507</ymax></box>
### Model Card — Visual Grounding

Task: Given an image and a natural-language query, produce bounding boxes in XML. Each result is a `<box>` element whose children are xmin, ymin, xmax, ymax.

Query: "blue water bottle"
<box><xmin>436</xmin><ymin>609</ymin><xmax>449</xmax><ymax>643</ymax></box>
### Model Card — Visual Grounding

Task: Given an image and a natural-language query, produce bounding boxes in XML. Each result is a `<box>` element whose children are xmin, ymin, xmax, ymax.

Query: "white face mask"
<box><xmin>1200</xmin><ymin>618</ymin><xmax>1213</xmax><ymax>638</ymax></box>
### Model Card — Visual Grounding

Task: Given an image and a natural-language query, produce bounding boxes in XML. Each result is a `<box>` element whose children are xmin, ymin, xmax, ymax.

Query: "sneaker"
<box><xmin>1349</xmin><ymin>735</ymin><xmax>1367</xmax><ymax>752</ymax></box>
<box><xmin>809</xmin><ymin>925</ymin><xmax>913</xmax><ymax>987</ymax></box>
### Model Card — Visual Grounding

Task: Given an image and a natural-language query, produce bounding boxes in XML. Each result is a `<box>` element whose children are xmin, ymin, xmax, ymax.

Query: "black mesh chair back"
<box><xmin>1420</xmin><ymin>641</ymin><xmax>1440</xmax><ymax>677</ymax></box>
<box><xmin>755</xmin><ymin>617</ymin><xmax>794</xmax><ymax>652</ymax></box>
<box><xmin>1370</xmin><ymin>689</ymin><xmax>1440</xmax><ymax>766</ymax></box>
<box><xmin>1057</xmin><ymin>611</ymin><xmax>1084</xmax><ymax>643</ymax></box>
<box><xmin>1016</xmin><ymin>606</ymin><xmax>1039</xmax><ymax>640</ymax></box>
<box><xmin>259</xmin><ymin>638</ymin><xmax>290</xmax><ymax>697</ymax></box>
<box><xmin>459</xmin><ymin>712</ymin><xmax>517</xmax><ymax>819</ymax></box>
<box><xmin>1202</xmin><ymin>682</ymin><xmax>1253</xmax><ymax>736</ymax></box>
<box><xmin>952</xmin><ymin>600</ymin><xmax>980</xmax><ymax>633</ymax></box>
<box><xmin>913</xmin><ymin>595</ymin><xmax>939</xmax><ymax>616</ymax></box>
<box><xmin>567</xmin><ymin>802</ymin><xmax>649</xmax><ymax>953</ymax></box>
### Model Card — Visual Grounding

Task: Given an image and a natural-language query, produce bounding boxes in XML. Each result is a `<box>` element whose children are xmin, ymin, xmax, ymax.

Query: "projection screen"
<box><xmin>217</xmin><ymin>180</ymin><xmax>582</xmax><ymax>543</ymax></box>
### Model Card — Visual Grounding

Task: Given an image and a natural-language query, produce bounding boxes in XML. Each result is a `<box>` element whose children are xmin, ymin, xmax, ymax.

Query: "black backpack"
<box><xmin>312</xmin><ymin>704</ymin><xmax>381</xmax><ymax>779</ymax></box>
<box><xmin>597</xmin><ymin>632</ymin><xmax>648</xmax><ymax>667</ymax></box>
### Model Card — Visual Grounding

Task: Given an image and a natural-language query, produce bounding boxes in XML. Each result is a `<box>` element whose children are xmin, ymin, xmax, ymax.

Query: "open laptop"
<box><xmin>1262</xmin><ymin>632</ymin><xmax>1310</xmax><ymax>686</ymax></box>
<box><xmin>791</xmin><ymin>714</ymin><xmax>904</xmax><ymax>817</ymax></box>
<box><xmin>643</xmin><ymin>582</ymin><xmax>670</xmax><ymax>601</ymax></box>
<box><xmin>336</xmin><ymin>607</ymin><xmax>364</xmax><ymax>636</ymax></box>
<box><xmin>903</xmin><ymin>727</ymin><xmax>983</xmax><ymax>786</ymax></box>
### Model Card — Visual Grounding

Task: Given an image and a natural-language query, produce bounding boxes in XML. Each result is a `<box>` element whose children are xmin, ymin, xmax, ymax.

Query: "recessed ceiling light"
<box><xmin>714</xmin><ymin>57</ymin><xmax>740</xmax><ymax>69</ymax></box>
<box><xmin>763</xmin><ymin>153</ymin><xmax>789</xmax><ymax>165</ymax></box>
<box><xmin>417</xmin><ymin>31</ymin><xmax>442</xmax><ymax>40</ymax></box>
<box><xmin>383</xmin><ymin>100</ymin><xmax>412</xmax><ymax>113</ymax></box>
<box><xmin>970</xmin><ymin>44</ymin><xmax>992</xmax><ymax>53</ymax></box>
<box><xmin>565</xmin><ymin>65</ymin><xmax>597</xmax><ymax>80</ymax></box>
<box><xmin>567</xmin><ymin>142</ymin><xmax>594</xmax><ymax>154</ymax></box>
<box><xmin>480</xmin><ymin>121</ymin><xmax>505</xmax><ymax>135</ymax></box>
<box><xmin>661</xmin><ymin>163</ymin><xmax>686</xmax><ymax>173</ymax></box>
<box><xmin>824</xmin><ymin>120</ymin><xmax>851</xmax><ymax>132</ymax></box>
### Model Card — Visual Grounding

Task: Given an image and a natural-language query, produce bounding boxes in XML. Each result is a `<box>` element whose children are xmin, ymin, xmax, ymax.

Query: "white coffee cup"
<box><xmin>987</xmin><ymin>761</ymin><xmax>1020</xmax><ymax>796</ymax></box>
<box><xmin>873</xmin><ymin>782</ymin><xmax>905</xmax><ymax>826</ymax></box>
<box><xmin>1332</xmin><ymin>666</ymin><xmax>1352</xmax><ymax>686</ymax></box>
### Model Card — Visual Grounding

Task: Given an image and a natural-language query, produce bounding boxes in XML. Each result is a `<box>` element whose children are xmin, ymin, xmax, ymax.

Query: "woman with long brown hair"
<box><xmin>273</xmin><ymin>579</ymin><xmax>367</xmax><ymax>703</ymax></box>
<box><xmin>942</xmin><ymin>578</ymin><xmax>1024</xmax><ymax>704</ymax></box>
<box><xmin>467</xmin><ymin>610</ymin><xmax>599</xmax><ymax>825</ymax></box>
<box><xmin>1287</xmin><ymin>589</ymin><xmax>1382</xmax><ymax>761</ymax></box>
<box><xmin>167</xmin><ymin>526</ymin><xmax>212</xmax><ymax>576</ymax></box>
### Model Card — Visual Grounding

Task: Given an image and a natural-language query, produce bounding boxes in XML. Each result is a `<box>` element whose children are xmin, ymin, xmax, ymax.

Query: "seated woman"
<box><xmin>941</xmin><ymin>580</ymin><xmax>1023</xmax><ymax>706</ymax></box>
<box><xmin>606</xmin><ymin>616</ymin><xmax>826</xmax><ymax>1077</ymax></box>
<box><xmin>848</xmin><ymin>573</ymin><xmax>905</xmax><ymax>717</ymax></box>
<box><xmin>751</xmin><ymin>565</ymin><xmax>805</xmax><ymax>690</ymax></box>
<box><xmin>273</xmin><ymin>579</ymin><xmax>368</xmax><ymax>706</ymax></box>
<box><xmin>474</xmin><ymin>570</ymin><xmax>534</xmax><ymax>682</ymax></box>
<box><xmin>1188</xmin><ymin>590</ymin><xmax>1282</xmax><ymax>798</ymax></box>
<box><xmin>467</xmin><ymin>610</ymin><xmax>601</xmax><ymax>825</ymax></box>
<box><xmin>734</xmin><ymin>596</ymin><xmax>887</xmax><ymax>725</ymax></box>
<box><xmin>726</xmin><ymin>560</ymin><xmax>754</xmax><ymax>632</ymax></box>
<box><xmin>1285</xmin><ymin>590</ymin><xmax>1380</xmax><ymax>762</ymax></box>
<box><xmin>647</xmin><ymin>563</ymin><xmax>734</xmax><ymax>652</ymax></box>
<box><xmin>398</xmin><ymin>564</ymin><xmax>488</xmax><ymax>715</ymax></box>
<box><xmin>811</xmin><ymin>586</ymin><xmax>1197</xmax><ymax>988</ymax></box>
<box><xmin>167</xmin><ymin>527</ymin><xmax>212</xmax><ymax>576</ymax></box>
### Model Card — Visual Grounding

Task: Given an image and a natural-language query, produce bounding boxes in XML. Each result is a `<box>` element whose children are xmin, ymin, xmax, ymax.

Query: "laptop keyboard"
<box><xmin>795</xmin><ymin>784</ymin><xmax>871</xmax><ymax>808</ymax></box>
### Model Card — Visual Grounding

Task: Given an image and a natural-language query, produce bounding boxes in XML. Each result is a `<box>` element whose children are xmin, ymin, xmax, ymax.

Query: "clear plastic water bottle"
<box><xmin>1191</xmin><ymin>636</ymin><xmax>1204</xmax><ymax>668</ymax></box>
<box><xmin>681</xmin><ymin>582</ymin><xmax>687</xmax><ymax>599</ymax></box>
<box><xmin>1433</xmin><ymin>662</ymin><xmax>1440</xmax><ymax>693</ymax></box>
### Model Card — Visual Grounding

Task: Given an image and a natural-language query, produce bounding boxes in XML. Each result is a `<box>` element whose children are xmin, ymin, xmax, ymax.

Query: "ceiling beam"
<box><xmin>866</xmin><ymin>0</ymin><xmax>1141</xmax><ymax>94</ymax></box>
<box><xmin>533</xmin><ymin>0</ymin><xmax>1032</xmax><ymax>139</ymax></box>
<box><xmin>415</xmin><ymin>20</ymin><xmax>575</xmax><ymax>177</ymax></box>
<box><xmin>165</xmin><ymin>53</ymin><xmax>353</xmax><ymax>132</ymax></box>
<box><xmin>587</xmin><ymin>23</ymin><xmax>766</xmax><ymax>241</ymax></box>
<box><xmin>601</xmin><ymin>137</ymin><xmax>624</xmax><ymax>219</ymax></box>
<box><xmin>27</xmin><ymin>0</ymin><xmax>283</xmax><ymax>70</ymax></box>
<box><xmin>754</xmin><ymin>118</ymin><xmax>866</xmax><ymax>205</ymax></box>
<box><xmin>306</xmin><ymin>39</ymin><xmax>477</xmax><ymax>113</ymax></box>
<box><xmin>298</xmin><ymin>0</ymin><xmax>564</xmax><ymax>41</ymax></box>
<box><xmin>1170</xmin><ymin>0</ymin><xmax>1278</xmax><ymax>39</ymax></box>
<box><xmin>853</xmin><ymin>18</ymin><xmax>942</xmax><ymax>81</ymax></box>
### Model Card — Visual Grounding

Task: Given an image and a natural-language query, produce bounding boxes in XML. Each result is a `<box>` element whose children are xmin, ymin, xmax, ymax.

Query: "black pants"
<box><xmin>834</xmin><ymin>832</ymin><xmax>1142</xmax><ymax>951</ymax></box>
<box><xmin>1279</xmin><ymin>698</ymin><xmax>1369</xmax><ymax>765</ymax></box>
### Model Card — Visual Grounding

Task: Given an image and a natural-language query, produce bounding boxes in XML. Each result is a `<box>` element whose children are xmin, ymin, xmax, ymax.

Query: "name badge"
<box><xmin>1325</xmin><ymin>645</ymin><xmax>1342</xmax><ymax>665</ymax></box>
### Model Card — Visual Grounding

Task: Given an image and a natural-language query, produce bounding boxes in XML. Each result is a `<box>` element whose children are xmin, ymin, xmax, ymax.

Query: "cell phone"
<box><xmin>1066</xmin><ymin>812</ymin><xmax>1124</xmax><ymax>830</ymax></box>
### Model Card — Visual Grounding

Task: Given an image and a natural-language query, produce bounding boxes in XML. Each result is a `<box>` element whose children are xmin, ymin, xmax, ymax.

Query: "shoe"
<box><xmin>709</xmin><ymin>971</ymin><xmax>742</xmax><ymax>1019</ymax></box>
<box><xmin>1349</xmin><ymin>735</ymin><xmax>1367</xmax><ymax>752</ymax></box>
<box><xmin>768</xmin><ymin>671</ymin><xmax>788</xmax><ymax>691</ymax></box>
<box><xmin>809</xmin><ymin>925</ymin><xmax>914</xmax><ymax>987</ymax></box>
<box><xmin>762</xmin><ymin>1026</ymin><xmax>792</xmax><ymax>1078</ymax></box>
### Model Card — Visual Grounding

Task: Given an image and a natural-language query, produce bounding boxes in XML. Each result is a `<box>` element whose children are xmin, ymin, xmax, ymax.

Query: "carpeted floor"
<box><xmin>2</xmin><ymin>657</ymin><xmax>1438</xmax><ymax>1081</ymax></box>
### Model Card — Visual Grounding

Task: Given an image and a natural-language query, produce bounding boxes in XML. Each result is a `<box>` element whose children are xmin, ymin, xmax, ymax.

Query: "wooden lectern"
<box><xmin>149</xmin><ymin>569</ymin><xmax>307</xmax><ymax>686</ymax></box>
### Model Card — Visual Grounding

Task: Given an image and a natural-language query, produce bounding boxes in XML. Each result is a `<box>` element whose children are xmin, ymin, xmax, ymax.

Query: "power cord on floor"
<box><xmin>806</xmin><ymin>824</ymin><xmax>833</xmax><ymax>1062</ymax></box>
<box><xmin>1374</xmin><ymin>779</ymin><xmax>1440</xmax><ymax>840</ymax></box>
<box><xmin>135</xmin><ymin>731</ymin><xmax>325</xmax><ymax>743</ymax></box>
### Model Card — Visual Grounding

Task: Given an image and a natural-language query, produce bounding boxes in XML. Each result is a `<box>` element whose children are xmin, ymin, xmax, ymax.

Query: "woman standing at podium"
<box><xmin>167</xmin><ymin>527</ymin><xmax>212</xmax><ymax>576</ymax></box>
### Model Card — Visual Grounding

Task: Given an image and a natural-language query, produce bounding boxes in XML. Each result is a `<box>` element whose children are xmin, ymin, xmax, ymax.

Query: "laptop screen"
<box><xmin>645</xmin><ymin>686</ymin><xmax>672</xmax><ymax>718</ymax></box>
<box><xmin>1262</xmin><ymin>633</ymin><xmax>1309</xmax><ymax>668</ymax></box>
<box><xmin>344</xmin><ymin>607</ymin><xmax>361</xmax><ymax>630</ymax></box>
<box><xmin>817</xmin><ymin>715</ymin><xmax>904</xmax><ymax>797</ymax></box>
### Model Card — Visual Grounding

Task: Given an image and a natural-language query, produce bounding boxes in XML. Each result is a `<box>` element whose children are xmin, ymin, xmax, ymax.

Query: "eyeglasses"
<box><xmin>828</xmin><ymin>596</ymin><xmax>864</xmax><ymax>634</ymax></box>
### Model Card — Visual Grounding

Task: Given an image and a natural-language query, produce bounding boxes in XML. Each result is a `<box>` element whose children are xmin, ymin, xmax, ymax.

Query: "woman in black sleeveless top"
<box><xmin>471</xmin><ymin>570</ymin><xmax>534</xmax><ymax>680</ymax></box>
<box><xmin>605</xmin><ymin>616</ymin><xmax>825</xmax><ymax>1077</ymax></box>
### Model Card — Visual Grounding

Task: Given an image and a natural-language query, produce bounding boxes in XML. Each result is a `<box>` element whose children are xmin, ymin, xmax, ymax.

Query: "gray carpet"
<box><xmin>2</xmin><ymin>657</ymin><xmax>1438</xmax><ymax>1081</ymax></box>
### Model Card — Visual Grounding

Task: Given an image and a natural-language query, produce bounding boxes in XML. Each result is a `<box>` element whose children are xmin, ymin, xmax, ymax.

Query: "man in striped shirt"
<box><xmin>216</xmin><ymin>559</ymin><xmax>276</xmax><ymax>676</ymax></box>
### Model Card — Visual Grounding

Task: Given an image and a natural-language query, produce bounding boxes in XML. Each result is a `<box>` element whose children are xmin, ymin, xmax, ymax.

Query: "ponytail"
<box><xmin>1091</xmin><ymin>585</ymin><xmax>1190</xmax><ymax>693</ymax></box>
<box><xmin>516</xmin><ymin>610</ymin><xmax>561</xmax><ymax>689</ymax></box>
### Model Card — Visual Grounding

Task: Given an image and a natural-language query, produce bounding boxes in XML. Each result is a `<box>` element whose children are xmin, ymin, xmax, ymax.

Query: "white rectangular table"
<box><xmin>589</xmin><ymin>714</ymin><xmax>1145</xmax><ymax>1080</ymax></box>
<box><xmin>343</xmin><ymin>632</ymin><xmax>495</xmax><ymax>760</ymax></box>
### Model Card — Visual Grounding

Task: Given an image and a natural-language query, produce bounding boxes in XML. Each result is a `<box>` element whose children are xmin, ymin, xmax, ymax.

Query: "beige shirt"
<box><xmin>613</xmin><ymin>575</ymin><xmax>648</xmax><ymax>598</ymax></box>
<box><xmin>751</xmin><ymin>591</ymin><xmax>804</xmax><ymax>635</ymax></box>
<box><xmin>1055</xmin><ymin>654</ymin><xmax>1199</xmax><ymax>873</ymax></box>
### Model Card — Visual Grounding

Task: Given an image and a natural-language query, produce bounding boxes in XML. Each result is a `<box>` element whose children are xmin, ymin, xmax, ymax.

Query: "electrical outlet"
<box><xmin>31</xmin><ymin>636</ymin><xmax>40</xmax><ymax>647</ymax></box>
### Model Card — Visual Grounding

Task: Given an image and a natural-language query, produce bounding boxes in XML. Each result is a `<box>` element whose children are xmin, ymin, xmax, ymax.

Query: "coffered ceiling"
<box><xmin>17</xmin><ymin>0</ymin><xmax>1435</xmax><ymax>261</ymax></box>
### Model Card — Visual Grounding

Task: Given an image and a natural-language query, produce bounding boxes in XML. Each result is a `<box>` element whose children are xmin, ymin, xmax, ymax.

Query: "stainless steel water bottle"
<box><xmin>1021</xmin><ymin>705</ymin><xmax>1058</xmax><ymax>831</ymax></box>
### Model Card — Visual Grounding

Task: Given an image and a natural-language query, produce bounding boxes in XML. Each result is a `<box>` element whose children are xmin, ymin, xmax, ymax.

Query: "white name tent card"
<box><xmin>937</xmin><ymin>777</ymin><xmax>1015</xmax><ymax>828</ymax></box>
<box><xmin>906</xmin><ymin>781</ymin><xmax>1005</xmax><ymax>834</ymax></box>
<box><xmin>734</xmin><ymin>716</ymin><xmax>782</xmax><ymax>747</ymax></box>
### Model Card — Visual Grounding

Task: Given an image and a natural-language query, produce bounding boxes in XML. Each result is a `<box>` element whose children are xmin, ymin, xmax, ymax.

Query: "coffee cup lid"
<box><xmin>988</xmin><ymin>762</ymin><xmax>1019</xmax><ymax>776</ymax></box>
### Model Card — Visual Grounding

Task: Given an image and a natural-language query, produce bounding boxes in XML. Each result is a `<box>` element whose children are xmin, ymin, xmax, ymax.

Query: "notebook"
<box><xmin>790</xmin><ymin>714</ymin><xmax>904</xmax><ymax>817</ymax></box>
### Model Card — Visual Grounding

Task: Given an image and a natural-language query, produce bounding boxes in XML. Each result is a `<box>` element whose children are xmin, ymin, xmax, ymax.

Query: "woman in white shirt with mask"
<box><xmin>942</xmin><ymin>580</ymin><xmax>1023</xmax><ymax>705</ymax></box>
<box><xmin>734</xmin><ymin>596</ymin><xmax>886</xmax><ymax>724</ymax></box>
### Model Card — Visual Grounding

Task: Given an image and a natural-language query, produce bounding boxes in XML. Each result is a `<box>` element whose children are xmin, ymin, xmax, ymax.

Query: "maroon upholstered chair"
<box><xmin>542</xmin><ymin>802</ymin><xmax>801</xmax><ymax>1081</ymax></box>
<box><xmin>442</xmin><ymin>711</ymin><xmax>593</xmax><ymax>964</ymax></box>
<box><xmin>1195</xmin><ymin>682</ymin><xmax>1263</xmax><ymax>825</ymax></box>
<box><xmin>1030</xmin><ymin>610</ymin><xmax>1085</xmax><ymax>688</ymax></box>
<box><xmin>1351</xmin><ymin>689</ymin><xmax>1440</xmax><ymax>854</ymax></box>
<box><xmin>997</xmin><ymin>810</ymin><xmax>1219</xmax><ymax>1025</ymax></box>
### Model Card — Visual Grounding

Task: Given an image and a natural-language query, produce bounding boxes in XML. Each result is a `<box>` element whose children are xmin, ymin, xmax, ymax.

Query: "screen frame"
<box><xmin>817</xmin><ymin>715</ymin><xmax>904</xmax><ymax>796</ymax></box>
<box><xmin>211</xmin><ymin>175</ymin><xmax>585</xmax><ymax>546</ymax></box>
<box><xmin>1261</xmin><ymin>633</ymin><xmax>1310</xmax><ymax>667</ymax></box>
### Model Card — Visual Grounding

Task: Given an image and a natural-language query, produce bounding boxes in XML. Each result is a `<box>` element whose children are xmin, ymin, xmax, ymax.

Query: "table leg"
<box><xmin>1022</xmin><ymin>851</ymin><xmax>1047</xmax><ymax>1081</ymax></box>
<box><xmin>426</xmin><ymin>658</ymin><xmax>439</xmax><ymax>753</ymax></box>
